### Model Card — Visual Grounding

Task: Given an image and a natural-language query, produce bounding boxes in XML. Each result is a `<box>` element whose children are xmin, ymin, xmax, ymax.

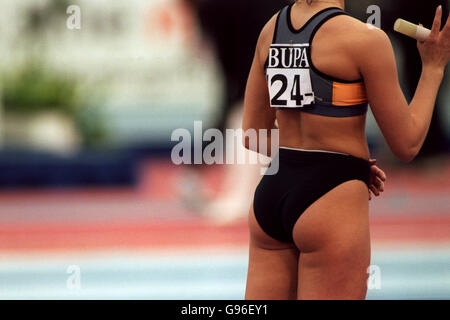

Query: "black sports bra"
<box><xmin>264</xmin><ymin>4</ymin><xmax>368</xmax><ymax>117</ymax></box>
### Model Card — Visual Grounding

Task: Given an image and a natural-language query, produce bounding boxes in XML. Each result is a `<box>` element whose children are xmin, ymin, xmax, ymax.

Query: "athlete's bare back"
<box><xmin>243</xmin><ymin>1</ymin><xmax>449</xmax><ymax>162</ymax></box>
<box><xmin>251</xmin><ymin>2</ymin><xmax>375</xmax><ymax>159</ymax></box>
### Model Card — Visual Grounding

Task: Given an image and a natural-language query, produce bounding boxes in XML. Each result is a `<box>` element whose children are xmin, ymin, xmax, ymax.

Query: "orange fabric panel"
<box><xmin>332</xmin><ymin>81</ymin><xmax>368</xmax><ymax>106</ymax></box>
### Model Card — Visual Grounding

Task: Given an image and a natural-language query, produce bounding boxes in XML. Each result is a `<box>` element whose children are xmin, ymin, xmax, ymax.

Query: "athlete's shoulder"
<box><xmin>332</xmin><ymin>15</ymin><xmax>396</xmax><ymax>76</ymax></box>
<box><xmin>328</xmin><ymin>14</ymin><xmax>392</xmax><ymax>54</ymax></box>
<box><xmin>341</xmin><ymin>14</ymin><xmax>390</xmax><ymax>45</ymax></box>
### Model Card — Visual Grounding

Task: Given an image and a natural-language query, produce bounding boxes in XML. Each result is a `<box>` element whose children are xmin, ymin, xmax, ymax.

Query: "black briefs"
<box><xmin>253</xmin><ymin>147</ymin><xmax>370</xmax><ymax>243</ymax></box>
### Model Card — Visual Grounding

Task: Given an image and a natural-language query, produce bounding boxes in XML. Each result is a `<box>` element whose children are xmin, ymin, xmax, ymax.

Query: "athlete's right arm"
<box><xmin>242</xmin><ymin>14</ymin><xmax>278</xmax><ymax>156</ymax></box>
<box><xmin>355</xmin><ymin>6</ymin><xmax>449</xmax><ymax>163</ymax></box>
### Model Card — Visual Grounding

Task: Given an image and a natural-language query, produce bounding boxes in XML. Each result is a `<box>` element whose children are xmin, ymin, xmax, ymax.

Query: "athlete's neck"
<box><xmin>294</xmin><ymin>0</ymin><xmax>345</xmax><ymax>11</ymax></box>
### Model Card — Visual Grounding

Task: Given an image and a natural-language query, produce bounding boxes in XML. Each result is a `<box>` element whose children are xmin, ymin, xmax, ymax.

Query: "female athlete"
<box><xmin>243</xmin><ymin>0</ymin><xmax>449</xmax><ymax>299</ymax></box>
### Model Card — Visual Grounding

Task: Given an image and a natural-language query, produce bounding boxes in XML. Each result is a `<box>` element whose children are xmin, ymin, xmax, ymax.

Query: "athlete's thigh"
<box><xmin>293</xmin><ymin>180</ymin><xmax>371</xmax><ymax>300</ymax></box>
<box><xmin>245</xmin><ymin>205</ymin><xmax>299</xmax><ymax>300</ymax></box>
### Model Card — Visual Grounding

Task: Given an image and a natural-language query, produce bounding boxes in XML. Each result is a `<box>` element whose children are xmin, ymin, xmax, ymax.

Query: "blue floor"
<box><xmin>1</xmin><ymin>246</ymin><xmax>449</xmax><ymax>300</ymax></box>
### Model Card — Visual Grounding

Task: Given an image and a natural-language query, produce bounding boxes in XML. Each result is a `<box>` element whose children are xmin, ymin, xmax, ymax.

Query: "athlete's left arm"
<box><xmin>242</xmin><ymin>20</ymin><xmax>278</xmax><ymax>156</ymax></box>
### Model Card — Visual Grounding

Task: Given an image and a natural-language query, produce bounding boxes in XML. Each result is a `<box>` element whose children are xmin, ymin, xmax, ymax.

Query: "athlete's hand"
<box><xmin>417</xmin><ymin>5</ymin><xmax>450</xmax><ymax>71</ymax></box>
<box><xmin>368</xmin><ymin>159</ymin><xmax>386</xmax><ymax>200</ymax></box>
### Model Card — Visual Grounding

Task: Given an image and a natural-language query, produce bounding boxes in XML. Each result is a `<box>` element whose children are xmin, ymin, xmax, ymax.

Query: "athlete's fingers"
<box><xmin>370</xmin><ymin>165</ymin><xmax>377</xmax><ymax>181</ymax></box>
<box><xmin>371</xmin><ymin>165</ymin><xmax>386</xmax><ymax>181</ymax></box>
<box><xmin>369</xmin><ymin>159</ymin><xmax>377</xmax><ymax>165</ymax></box>
<box><xmin>377</xmin><ymin>166</ymin><xmax>386</xmax><ymax>180</ymax></box>
<box><xmin>370</xmin><ymin>182</ymin><xmax>383</xmax><ymax>195</ymax></box>
<box><xmin>370</xmin><ymin>180</ymin><xmax>382</xmax><ymax>191</ymax></box>
<box><xmin>374</xmin><ymin>177</ymin><xmax>385</xmax><ymax>191</ymax></box>
<box><xmin>369</xmin><ymin>176</ymin><xmax>385</xmax><ymax>198</ymax></box>
<box><xmin>376</xmin><ymin>167</ymin><xmax>386</xmax><ymax>182</ymax></box>
<box><xmin>370</xmin><ymin>185</ymin><xmax>380</xmax><ymax>197</ymax></box>
<box><xmin>417</xmin><ymin>23</ymin><xmax>426</xmax><ymax>45</ymax></box>
<box><xmin>381</xmin><ymin>168</ymin><xmax>386</xmax><ymax>181</ymax></box>
<box><xmin>429</xmin><ymin>5</ymin><xmax>442</xmax><ymax>40</ymax></box>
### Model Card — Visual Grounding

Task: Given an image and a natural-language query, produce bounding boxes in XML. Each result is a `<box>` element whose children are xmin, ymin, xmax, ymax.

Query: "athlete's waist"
<box><xmin>277</xmin><ymin>146</ymin><xmax>370</xmax><ymax>165</ymax></box>
<box><xmin>277</xmin><ymin>131</ymin><xmax>370</xmax><ymax>160</ymax></box>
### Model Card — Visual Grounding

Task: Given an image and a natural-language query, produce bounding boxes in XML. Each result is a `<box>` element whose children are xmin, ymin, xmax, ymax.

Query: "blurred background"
<box><xmin>0</xmin><ymin>0</ymin><xmax>448</xmax><ymax>299</ymax></box>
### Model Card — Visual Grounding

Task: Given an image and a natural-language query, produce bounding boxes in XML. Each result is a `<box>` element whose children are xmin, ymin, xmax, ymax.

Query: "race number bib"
<box><xmin>266</xmin><ymin>44</ymin><xmax>315</xmax><ymax>108</ymax></box>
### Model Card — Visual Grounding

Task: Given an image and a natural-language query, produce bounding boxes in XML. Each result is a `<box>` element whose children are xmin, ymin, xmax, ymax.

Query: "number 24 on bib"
<box><xmin>267</xmin><ymin>68</ymin><xmax>315</xmax><ymax>108</ymax></box>
<box><xmin>266</xmin><ymin>44</ymin><xmax>315</xmax><ymax>108</ymax></box>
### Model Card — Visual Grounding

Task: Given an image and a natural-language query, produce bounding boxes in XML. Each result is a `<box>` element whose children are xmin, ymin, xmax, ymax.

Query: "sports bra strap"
<box><xmin>274</xmin><ymin>5</ymin><xmax>348</xmax><ymax>45</ymax></box>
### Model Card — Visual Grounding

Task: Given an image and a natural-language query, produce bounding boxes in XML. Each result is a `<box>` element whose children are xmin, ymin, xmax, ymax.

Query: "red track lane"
<box><xmin>0</xmin><ymin>160</ymin><xmax>448</xmax><ymax>252</ymax></box>
<box><xmin>1</xmin><ymin>216</ymin><xmax>449</xmax><ymax>252</ymax></box>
